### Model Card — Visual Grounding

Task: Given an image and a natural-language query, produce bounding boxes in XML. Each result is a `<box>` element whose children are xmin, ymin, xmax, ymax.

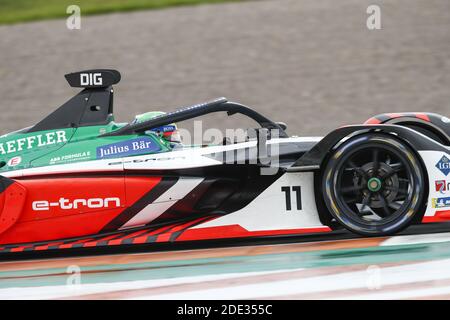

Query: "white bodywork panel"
<box><xmin>193</xmin><ymin>172</ymin><xmax>326</xmax><ymax>231</ymax></box>
<box><xmin>2</xmin><ymin>137</ymin><xmax>322</xmax><ymax>178</ymax></box>
<box><xmin>419</xmin><ymin>150</ymin><xmax>450</xmax><ymax>217</ymax></box>
<box><xmin>120</xmin><ymin>177</ymin><xmax>205</xmax><ymax>229</ymax></box>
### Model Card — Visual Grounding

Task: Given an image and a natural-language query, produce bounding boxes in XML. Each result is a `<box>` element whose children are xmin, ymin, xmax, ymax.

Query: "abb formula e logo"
<box><xmin>7</xmin><ymin>156</ymin><xmax>22</xmax><ymax>167</ymax></box>
<box><xmin>80</xmin><ymin>73</ymin><xmax>103</xmax><ymax>86</ymax></box>
<box><xmin>32</xmin><ymin>197</ymin><xmax>121</xmax><ymax>211</ymax></box>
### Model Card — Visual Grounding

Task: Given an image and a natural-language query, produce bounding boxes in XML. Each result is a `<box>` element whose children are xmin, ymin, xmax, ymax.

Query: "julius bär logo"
<box><xmin>96</xmin><ymin>137</ymin><xmax>160</xmax><ymax>159</ymax></box>
<box><xmin>436</xmin><ymin>155</ymin><xmax>450</xmax><ymax>176</ymax></box>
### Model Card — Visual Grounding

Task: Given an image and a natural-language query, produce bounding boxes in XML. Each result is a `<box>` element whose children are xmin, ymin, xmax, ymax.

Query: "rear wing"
<box><xmin>65</xmin><ymin>69</ymin><xmax>121</xmax><ymax>89</ymax></box>
<box><xmin>27</xmin><ymin>69</ymin><xmax>120</xmax><ymax>133</ymax></box>
<box><xmin>102</xmin><ymin>97</ymin><xmax>288</xmax><ymax>137</ymax></box>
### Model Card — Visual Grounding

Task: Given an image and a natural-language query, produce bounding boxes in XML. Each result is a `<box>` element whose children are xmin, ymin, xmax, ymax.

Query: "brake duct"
<box><xmin>0</xmin><ymin>176</ymin><xmax>26</xmax><ymax>235</ymax></box>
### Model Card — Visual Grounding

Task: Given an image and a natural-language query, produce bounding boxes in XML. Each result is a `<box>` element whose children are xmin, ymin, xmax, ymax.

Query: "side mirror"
<box><xmin>276</xmin><ymin>122</ymin><xmax>287</xmax><ymax>131</ymax></box>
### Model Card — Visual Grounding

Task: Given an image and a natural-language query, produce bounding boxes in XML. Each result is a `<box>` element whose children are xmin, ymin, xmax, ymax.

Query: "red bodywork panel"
<box><xmin>0</xmin><ymin>176</ymin><xmax>162</xmax><ymax>245</ymax></box>
<box><xmin>0</xmin><ymin>174</ymin><xmax>335</xmax><ymax>254</ymax></box>
<box><xmin>365</xmin><ymin>112</ymin><xmax>431</xmax><ymax>125</ymax></box>
<box><xmin>177</xmin><ymin>225</ymin><xmax>332</xmax><ymax>242</ymax></box>
<box><xmin>0</xmin><ymin>182</ymin><xmax>27</xmax><ymax>235</ymax></box>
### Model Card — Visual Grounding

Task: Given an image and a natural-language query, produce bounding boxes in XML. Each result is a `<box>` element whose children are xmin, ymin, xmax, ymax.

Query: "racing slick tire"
<box><xmin>322</xmin><ymin>133</ymin><xmax>426</xmax><ymax>236</ymax></box>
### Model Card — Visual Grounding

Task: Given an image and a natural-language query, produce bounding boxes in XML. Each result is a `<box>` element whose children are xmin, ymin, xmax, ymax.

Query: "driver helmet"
<box><xmin>134</xmin><ymin>111</ymin><xmax>181</xmax><ymax>144</ymax></box>
<box><xmin>152</xmin><ymin>123</ymin><xmax>181</xmax><ymax>144</ymax></box>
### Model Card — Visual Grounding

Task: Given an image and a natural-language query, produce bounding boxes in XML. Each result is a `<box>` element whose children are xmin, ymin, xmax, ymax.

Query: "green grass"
<box><xmin>0</xmin><ymin>0</ymin><xmax>245</xmax><ymax>25</ymax></box>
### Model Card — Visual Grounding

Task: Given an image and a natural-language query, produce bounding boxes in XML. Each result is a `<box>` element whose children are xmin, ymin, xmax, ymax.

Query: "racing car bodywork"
<box><xmin>0</xmin><ymin>69</ymin><xmax>449</xmax><ymax>254</ymax></box>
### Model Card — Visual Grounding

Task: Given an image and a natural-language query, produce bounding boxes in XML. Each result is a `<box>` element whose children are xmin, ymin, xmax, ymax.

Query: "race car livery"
<box><xmin>0</xmin><ymin>69</ymin><xmax>449</xmax><ymax>255</ymax></box>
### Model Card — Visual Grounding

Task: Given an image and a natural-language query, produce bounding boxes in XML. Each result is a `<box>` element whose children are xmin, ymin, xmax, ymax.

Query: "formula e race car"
<box><xmin>0</xmin><ymin>69</ymin><xmax>449</xmax><ymax>254</ymax></box>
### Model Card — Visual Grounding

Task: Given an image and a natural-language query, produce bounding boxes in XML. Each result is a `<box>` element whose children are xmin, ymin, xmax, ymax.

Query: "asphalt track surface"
<box><xmin>1</xmin><ymin>223</ymin><xmax>450</xmax><ymax>299</ymax></box>
<box><xmin>0</xmin><ymin>0</ymin><xmax>449</xmax><ymax>136</ymax></box>
<box><xmin>0</xmin><ymin>0</ymin><xmax>450</xmax><ymax>299</ymax></box>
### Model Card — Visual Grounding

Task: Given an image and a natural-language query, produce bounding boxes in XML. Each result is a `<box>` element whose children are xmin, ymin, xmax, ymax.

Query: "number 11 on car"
<box><xmin>281</xmin><ymin>186</ymin><xmax>302</xmax><ymax>211</ymax></box>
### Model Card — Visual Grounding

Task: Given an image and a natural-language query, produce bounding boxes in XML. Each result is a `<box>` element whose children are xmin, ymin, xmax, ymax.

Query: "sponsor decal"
<box><xmin>97</xmin><ymin>137</ymin><xmax>160</xmax><ymax>159</ymax></box>
<box><xmin>7</xmin><ymin>156</ymin><xmax>22</xmax><ymax>167</ymax></box>
<box><xmin>0</xmin><ymin>131</ymin><xmax>68</xmax><ymax>156</ymax></box>
<box><xmin>151</xmin><ymin>125</ymin><xmax>176</xmax><ymax>133</ymax></box>
<box><xmin>432</xmin><ymin>197</ymin><xmax>450</xmax><ymax>208</ymax></box>
<box><xmin>436</xmin><ymin>155</ymin><xmax>450</xmax><ymax>176</ymax></box>
<box><xmin>32</xmin><ymin>197</ymin><xmax>121</xmax><ymax>211</ymax></box>
<box><xmin>49</xmin><ymin>151</ymin><xmax>92</xmax><ymax>165</ymax></box>
<box><xmin>442</xmin><ymin>116</ymin><xmax>450</xmax><ymax>123</ymax></box>
<box><xmin>107</xmin><ymin>155</ymin><xmax>187</xmax><ymax>166</ymax></box>
<box><xmin>80</xmin><ymin>73</ymin><xmax>103</xmax><ymax>86</ymax></box>
<box><xmin>435</xmin><ymin>180</ymin><xmax>450</xmax><ymax>193</ymax></box>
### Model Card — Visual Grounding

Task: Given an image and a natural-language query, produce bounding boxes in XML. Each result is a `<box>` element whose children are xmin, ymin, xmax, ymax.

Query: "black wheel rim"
<box><xmin>334</xmin><ymin>142</ymin><xmax>416</xmax><ymax>226</ymax></box>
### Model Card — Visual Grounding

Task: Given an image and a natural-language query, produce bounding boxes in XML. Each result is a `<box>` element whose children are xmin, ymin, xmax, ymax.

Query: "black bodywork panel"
<box><xmin>27</xmin><ymin>87</ymin><xmax>114</xmax><ymax>132</ymax></box>
<box><xmin>28</xmin><ymin>69</ymin><xmax>121</xmax><ymax>132</ymax></box>
<box><xmin>374</xmin><ymin>113</ymin><xmax>450</xmax><ymax>145</ymax></box>
<box><xmin>294</xmin><ymin>124</ymin><xmax>448</xmax><ymax>168</ymax></box>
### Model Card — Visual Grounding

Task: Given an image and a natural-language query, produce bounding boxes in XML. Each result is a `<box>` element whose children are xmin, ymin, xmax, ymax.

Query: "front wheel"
<box><xmin>322</xmin><ymin>133</ymin><xmax>426</xmax><ymax>236</ymax></box>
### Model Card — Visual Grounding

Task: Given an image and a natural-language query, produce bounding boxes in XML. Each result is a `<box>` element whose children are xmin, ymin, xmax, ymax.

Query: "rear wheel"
<box><xmin>322</xmin><ymin>134</ymin><xmax>425</xmax><ymax>236</ymax></box>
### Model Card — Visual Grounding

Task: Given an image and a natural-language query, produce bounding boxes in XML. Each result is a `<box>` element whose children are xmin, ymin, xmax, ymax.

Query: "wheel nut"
<box><xmin>367</xmin><ymin>177</ymin><xmax>382</xmax><ymax>192</ymax></box>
